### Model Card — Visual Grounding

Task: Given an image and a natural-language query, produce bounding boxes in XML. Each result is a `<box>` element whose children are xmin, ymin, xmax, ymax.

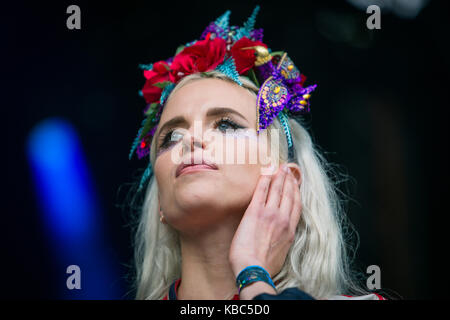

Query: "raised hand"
<box><xmin>229</xmin><ymin>163</ymin><xmax>302</xmax><ymax>285</ymax></box>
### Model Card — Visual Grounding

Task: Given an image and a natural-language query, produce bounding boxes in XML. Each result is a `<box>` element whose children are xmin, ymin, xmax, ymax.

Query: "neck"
<box><xmin>177</xmin><ymin>215</ymin><xmax>241</xmax><ymax>300</ymax></box>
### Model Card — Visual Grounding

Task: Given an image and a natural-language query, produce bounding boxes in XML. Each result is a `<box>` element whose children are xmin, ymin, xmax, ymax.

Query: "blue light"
<box><xmin>27</xmin><ymin>118</ymin><xmax>97</xmax><ymax>242</ymax></box>
<box><xmin>27</xmin><ymin>118</ymin><xmax>121</xmax><ymax>299</ymax></box>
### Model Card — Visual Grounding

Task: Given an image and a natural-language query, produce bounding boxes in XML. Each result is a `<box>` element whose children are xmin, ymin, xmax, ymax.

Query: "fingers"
<box><xmin>266</xmin><ymin>164</ymin><xmax>289</xmax><ymax>208</ymax></box>
<box><xmin>279</xmin><ymin>170</ymin><xmax>296</xmax><ymax>218</ymax></box>
<box><xmin>249</xmin><ymin>173</ymin><xmax>272</xmax><ymax>207</ymax></box>
<box><xmin>276</xmin><ymin>168</ymin><xmax>302</xmax><ymax>244</ymax></box>
<box><xmin>289</xmin><ymin>172</ymin><xmax>302</xmax><ymax>237</ymax></box>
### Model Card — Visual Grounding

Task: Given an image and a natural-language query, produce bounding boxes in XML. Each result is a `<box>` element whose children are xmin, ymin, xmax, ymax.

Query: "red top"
<box><xmin>163</xmin><ymin>278</ymin><xmax>240</xmax><ymax>300</ymax></box>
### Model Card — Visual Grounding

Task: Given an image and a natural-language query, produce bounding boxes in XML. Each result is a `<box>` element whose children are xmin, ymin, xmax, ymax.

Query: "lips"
<box><xmin>176</xmin><ymin>155</ymin><xmax>218</xmax><ymax>177</ymax></box>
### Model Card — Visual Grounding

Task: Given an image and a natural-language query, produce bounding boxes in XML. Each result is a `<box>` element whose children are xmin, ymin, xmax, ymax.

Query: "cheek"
<box><xmin>220</xmin><ymin>163</ymin><xmax>261</xmax><ymax>202</ymax></box>
<box><xmin>153</xmin><ymin>151</ymin><xmax>175</xmax><ymax>193</ymax></box>
<box><xmin>256</xmin><ymin>132</ymin><xmax>277</xmax><ymax>168</ymax></box>
<box><xmin>211</xmin><ymin>133</ymin><xmax>262</xmax><ymax>165</ymax></box>
<box><xmin>210</xmin><ymin>134</ymin><xmax>265</xmax><ymax>189</ymax></box>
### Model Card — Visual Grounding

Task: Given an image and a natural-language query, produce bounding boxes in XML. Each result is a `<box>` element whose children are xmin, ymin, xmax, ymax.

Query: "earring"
<box><xmin>160</xmin><ymin>211</ymin><xmax>165</xmax><ymax>223</ymax></box>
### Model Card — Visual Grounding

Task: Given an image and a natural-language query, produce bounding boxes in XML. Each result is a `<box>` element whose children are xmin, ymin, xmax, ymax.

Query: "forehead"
<box><xmin>160</xmin><ymin>78</ymin><xmax>257</xmax><ymax>126</ymax></box>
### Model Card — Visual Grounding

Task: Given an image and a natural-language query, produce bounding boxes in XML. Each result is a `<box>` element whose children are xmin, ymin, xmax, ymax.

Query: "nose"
<box><xmin>181</xmin><ymin>129</ymin><xmax>206</xmax><ymax>155</ymax></box>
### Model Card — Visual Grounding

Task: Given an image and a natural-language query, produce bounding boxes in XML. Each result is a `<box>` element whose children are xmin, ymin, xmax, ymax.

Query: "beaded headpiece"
<box><xmin>130</xmin><ymin>5</ymin><xmax>317</xmax><ymax>190</ymax></box>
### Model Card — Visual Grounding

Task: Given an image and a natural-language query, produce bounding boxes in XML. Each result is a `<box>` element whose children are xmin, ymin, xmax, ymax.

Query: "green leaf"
<box><xmin>270</xmin><ymin>51</ymin><xmax>285</xmax><ymax>57</ymax></box>
<box><xmin>152</xmin><ymin>81</ymin><xmax>173</xmax><ymax>88</ymax></box>
<box><xmin>175</xmin><ymin>45</ymin><xmax>185</xmax><ymax>55</ymax></box>
<box><xmin>138</xmin><ymin>114</ymin><xmax>155</xmax><ymax>140</ymax></box>
<box><xmin>162</xmin><ymin>63</ymin><xmax>171</xmax><ymax>71</ymax></box>
<box><xmin>144</xmin><ymin>102</ymin><xmax>159</xmax><ymax>116</ymax></box>
<box><xmin>246</xmin><ymin>69</ymin><xmax>260</xmax><ymax>88</ymax></box>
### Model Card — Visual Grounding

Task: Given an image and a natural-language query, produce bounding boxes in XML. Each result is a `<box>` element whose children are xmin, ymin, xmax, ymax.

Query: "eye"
<box><xmin>157</xmin><ymin>117</ymin><xmax>246</xmax><ymax>151</ymax></box>
<box><xmin>158</xmin><ymin>128</ymin><xmax>184</xmax><ymax>150</ymax></box>
<box><xmin>214</xmin><ymin>117</ymin><xmax>245</xmax><ymax>133</ymax></box>
<box><xmin>171</xmin><ymin>130</ymin><xmax>184</xmax><ymax>142</ymax></box>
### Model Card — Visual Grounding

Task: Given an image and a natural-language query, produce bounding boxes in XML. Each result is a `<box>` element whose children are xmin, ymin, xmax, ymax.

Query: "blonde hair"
<box><xmin>131</xmin><ymin>70</ymin><xmax>368</xmax><ymax>299</ymax></box>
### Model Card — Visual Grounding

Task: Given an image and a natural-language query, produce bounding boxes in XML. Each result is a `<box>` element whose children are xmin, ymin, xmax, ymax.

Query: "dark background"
<box><xmin>3</xmin><ymin>0</ymin><xmax>449</xmax><ymax>299</ymax></box>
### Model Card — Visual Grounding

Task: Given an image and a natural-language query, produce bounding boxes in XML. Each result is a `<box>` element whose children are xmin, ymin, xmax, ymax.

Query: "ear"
<box><xmin>286</xmin><ymin>163</ymin><xmax>301</xmax><ymax>186</ymax></box>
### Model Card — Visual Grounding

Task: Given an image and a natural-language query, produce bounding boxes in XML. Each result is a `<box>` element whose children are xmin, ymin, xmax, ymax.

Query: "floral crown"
<box><xmin>130</xmin><ymin>5</ymin><xmax>317</xmax><ymax>190</ymax></box>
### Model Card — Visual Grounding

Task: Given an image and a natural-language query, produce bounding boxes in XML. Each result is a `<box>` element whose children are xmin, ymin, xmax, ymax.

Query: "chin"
<box><xmin>176</xmin><ymin>188</ymin><xmax>224</xmax><ymax>208</ymax></box>
<box><xmin>175</xmin><ymin>171</ymin><xmax>220</xmax><ymax>191</ymax></box>
<box><xmin>178</xmin><ymin>188</ymin><xmax>218</xmax><ymax>202</ymax></box>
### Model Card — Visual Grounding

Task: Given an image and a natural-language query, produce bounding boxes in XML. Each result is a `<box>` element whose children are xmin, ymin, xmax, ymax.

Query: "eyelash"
<box><xmin>157</xmin><ymin>117</ymin><xmax>245</xmax><ymax>150</ymax></box>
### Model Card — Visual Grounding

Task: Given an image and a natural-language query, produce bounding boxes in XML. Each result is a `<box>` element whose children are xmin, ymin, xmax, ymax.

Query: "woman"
<box><xmin>128</xmin><ymin>6</ymin><xmax>386</xmax><ymax>300</ymax></box>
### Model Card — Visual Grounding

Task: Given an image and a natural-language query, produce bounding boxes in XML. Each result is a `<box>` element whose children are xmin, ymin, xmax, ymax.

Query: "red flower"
<box><xmin>141</xmin><ymin>61</ymin><xmax>173</xmax><ymax>104</ymax></box>
<box><xmin>231</xmin><ymin>37</ymin><xmax>268</xmax><ymax>74</ymax></box>
<box><xmin>170</xmin><ymin>33</ymin><xmax>226</xmax><ymax>82</ymax></box>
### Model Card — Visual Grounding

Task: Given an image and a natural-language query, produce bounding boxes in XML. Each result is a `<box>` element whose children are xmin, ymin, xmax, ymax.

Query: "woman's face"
<box><xmin>153</xmin><ymin>78</ymin><xmax>273</xmax><ymax>232</ymax></box>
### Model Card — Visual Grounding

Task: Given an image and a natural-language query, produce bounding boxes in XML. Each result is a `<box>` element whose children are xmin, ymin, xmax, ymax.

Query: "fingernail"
<box><xmin>261</xmin><ymin>164</ymin><xmax>276</xmax><ymax>175</ymax></box>
<box><xmin>283</xmin><ymin>164</ymin><xmax>289</xmax><ymax>172</ymax></box>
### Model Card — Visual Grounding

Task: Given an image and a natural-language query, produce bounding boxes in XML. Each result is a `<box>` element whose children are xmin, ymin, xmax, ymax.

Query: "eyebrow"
<box><xmin>155</xmin><ymin>106</ymin><xmax>249</xmax><ymax>141</ymax></box>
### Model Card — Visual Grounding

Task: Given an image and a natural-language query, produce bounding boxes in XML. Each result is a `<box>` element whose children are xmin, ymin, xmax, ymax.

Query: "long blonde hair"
<box><xmin>131</xmin><ymin>70</ymin><xmax>367</xmax><ymax>299</ymax></box>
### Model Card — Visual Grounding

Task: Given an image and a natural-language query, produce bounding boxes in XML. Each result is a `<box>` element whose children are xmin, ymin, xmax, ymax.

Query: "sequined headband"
<box><xmin>130</xmin><ymin>5</ymin><xmax>317</xmax><ymax>190</ymax></box>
